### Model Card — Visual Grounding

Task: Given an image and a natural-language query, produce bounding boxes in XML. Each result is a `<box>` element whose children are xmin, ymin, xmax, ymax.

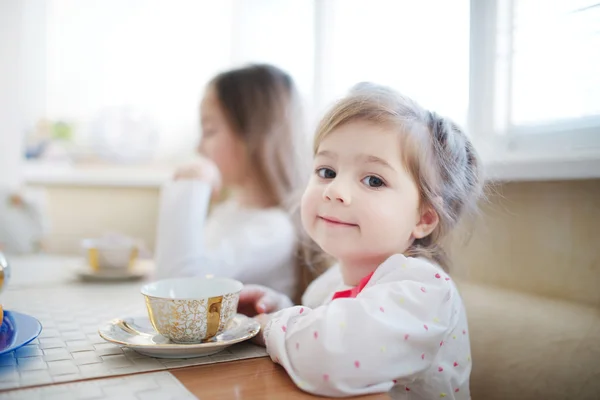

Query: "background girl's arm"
<box><xmin>154</xmin><ymin>180</ymin><xmax>297</xmax><ymax>296</ymax></box>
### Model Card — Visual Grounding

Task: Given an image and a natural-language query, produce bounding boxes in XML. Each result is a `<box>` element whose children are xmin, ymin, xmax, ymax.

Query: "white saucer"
<box><xmin>98</xmin><ymin>314</ymin><xmax>260</xmax><ymax>359</ymax></box>
<box><xmin>75</xmin><ymin>261</ymin><xmax>151</xmax><ymax>282</ymax></box>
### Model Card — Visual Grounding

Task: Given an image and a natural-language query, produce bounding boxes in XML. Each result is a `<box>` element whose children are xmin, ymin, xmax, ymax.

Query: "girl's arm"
<box><xmin>154</xmin><ymin>180</ymin><xmax>296</xmax><ymax>296</ymax></box>
<box><xmin>264</xmin><ymin>262</ymin><xmax>456</xmax><ymax>397</ymax></box>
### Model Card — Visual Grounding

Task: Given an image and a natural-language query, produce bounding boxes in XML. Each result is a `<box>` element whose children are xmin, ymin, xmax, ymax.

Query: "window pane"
<box><xmin>44</xmin><ymin>0</ymin><xmax>234</xmax><ymax>161</ymax></box>
<box><xmin>323</xmin><ymin>0</ymin><xmax>470</xmax><ymax>127</ymax></box>
<box><xmin>511</xmin><ymin>0</ymin><xmax>600</xmax><ymax>126</ymax></box>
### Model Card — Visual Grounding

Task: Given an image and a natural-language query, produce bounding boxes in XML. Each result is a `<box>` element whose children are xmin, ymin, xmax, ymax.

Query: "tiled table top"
<box><xmin>0</xmin><ymin>257</ymin><xmax>268</xmax><ymax>392</ymax></box>
<box><xmin>6</xmin><ymin>255</ymin><xmax>85</xmax><ymax>290</ymax></box>
<box><xmin>0</xmin><ymin>371</ymin><xmax>197</xmax><ymax>400</ymax></box>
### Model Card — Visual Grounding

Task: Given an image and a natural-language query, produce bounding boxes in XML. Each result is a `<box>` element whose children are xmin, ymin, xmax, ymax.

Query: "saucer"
<box><xmin>76</xmin><ymin>267</ymin><xmax>146</xmax><ymax>282</ymax></box>
<box><xmin>98</xmin><ymin>313</ymin><xmax>260</xmax><ymax>359</ymax></box>
<box><xmin>0</xmin><ymin>310</ymin><xmax>43</xmax><ymax>356</ymax></box>
<box><xmin>75</xmin><ymin>260</ymin><xmax>151</xmax><ymax>282</ymax></box>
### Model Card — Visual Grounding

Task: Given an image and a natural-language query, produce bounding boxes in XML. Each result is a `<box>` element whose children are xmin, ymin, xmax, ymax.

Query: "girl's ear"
<box><xmin>412</xmin><ymin>204</ymin><xmax>439</xmax><ymax>239</ymax></box>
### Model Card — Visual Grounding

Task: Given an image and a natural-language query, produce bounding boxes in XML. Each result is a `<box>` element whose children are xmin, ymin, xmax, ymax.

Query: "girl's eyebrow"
<box><xmin>315</xmin><ymin>150</ymin><xmax>337</xmax><ymax>160</ymax></box>
<box><xmin>357</xmin><ymin>154</ymin><xmax>396</xmax><ymax>172</ymax></box>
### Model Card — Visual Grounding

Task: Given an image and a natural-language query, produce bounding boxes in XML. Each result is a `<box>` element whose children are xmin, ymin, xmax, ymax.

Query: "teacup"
<box><xmin>140</xmin><ymin>277</ymin><xmax>243</xmax><ymax>343</ymax></box>
<box><xmin>81</xmin><ymin>237</ymin><xmax>139</xmax><ymax>271</ymax></box>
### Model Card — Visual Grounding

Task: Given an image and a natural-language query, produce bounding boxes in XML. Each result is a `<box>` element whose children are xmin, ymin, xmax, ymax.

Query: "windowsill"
<box><xmin>23</xmin><ymin>160</ymin><xmax>174</xmax><ymax>188</ymax></box>
<box><xmin>22</xmin><ymin>152</ymin><xmax>600</xmax><ymax>188</ymax></box>
<box><xmin>483</xmin><ymin>153</ymin><xmax>600</xmax><ymax>182</ymax></box>
<box><xmin>477</xmin><ymin>136</ymin><xmax>600</xmax><ymax>182</ymax></box>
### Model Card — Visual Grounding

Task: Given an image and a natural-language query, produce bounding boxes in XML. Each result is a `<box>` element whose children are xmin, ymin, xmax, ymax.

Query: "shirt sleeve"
<box><xmin>265</xmin><ymin>258</ymin><xmax>455</xmax><ymax>397</ymax></box>
<box><xmin>154</xmin><ymin>180</ymin><xmax>211</xmax><ymax>280</ymax></box>
<box><xmin>153</xmin><ymin>180</ymin><xmax>297</xmax><ymax>296</ymax></box>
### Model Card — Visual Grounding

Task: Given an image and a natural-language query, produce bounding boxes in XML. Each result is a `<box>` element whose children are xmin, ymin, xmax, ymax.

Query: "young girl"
<box><xmin>241</xmin><ymin>83</ymin><xmax>483</xmax><ymax>398</ymax></box>
<box><xmin>154</xmin><ymin>64</ymin><xmax>309</xmax><ymax>300</ymax></box>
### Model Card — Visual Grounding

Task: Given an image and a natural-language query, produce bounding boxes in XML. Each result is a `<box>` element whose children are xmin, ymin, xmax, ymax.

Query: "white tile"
<box><xmin>0</xmin><ymin>366</ymin><xmax>19</xmax><ymax>382</ymax></box>
<box><xmin>77</xmin><ymin>363</ymin><xmax>108</xmax><ymax>379</ymax></box>
<box><xmin>16</xmin><ymin>357</ymin><xmax>47</xmax><ymax>371</ymax></box>
<box><xmin>61</xmin><ymin>331</ymin><xmax>87</xmax><ymax>341</ymax></box>
<box><xmin>66</xmin><ymin>341</ymin><xmax>95</xmax><ymax>353</ymax></box>
<box><xmin>209</xmin><ymin>352</ymin><xmax>238</xmax><ymax>362</ymax></box>
<box><xmin>19</xmin><ymin>369</ymin><xmax>52</xmax><ymax>385</ymax></box>
<box><xmin>108</xmin><ymin>366</ymin><xmax>139</xmax><ymax>375</ymax></box>
<box><xmin>71</xmin><ymin>385</ymin><xmax>105</xmax><ymax>399</ymax></box>
<box><xmin>51</xmin><ymin>373</ymin><xmax>82</xmax><ymax>383</ymax></box>
<box><xmin>100</xmin><ymin>355</ymin><xmax>133</xmax><ymax>369</ymax></box>
<box><xmin>87</xmin><ymin>334</ymin><xmax>106</xmax><ymax>344</ymax></box>
<box><xmin>103</xmin><ymin>396</ymin><xmax>138</xmax><ymax>400</ymax></box>
<box><xmin>0</xmin><ymin>381</ymin><xmax>22</xmax><ymax>391</ymax></box>
<box><xmin>80</xmin><ymin>325</ymin><xmax>100</xmax><ymax>335</ymax></box>
<box><xmin>131</xmin><ymin>358</ymin><xmax>164</xmax><ymax>369</ymax></box>
<box><xmin>93</xmin><ymin>346</ymin><xmax>123</xmax><ymax>357</ymax></box>
<box><xmin>0</xmin><ymin>355</ymin><xmax>16</xmax><ymax>367</ymax></box>
<box><xmin>57</xmin><ymin>323</ymin><xmax>80</xmax><ymax>332</ymax></box>
<box><xmin>15</xmin><ymin>345</ymin><xmax>44</xmax><ymax>358</ymax></box>
<box><xmin>47</xmin><ymin>360</ymin><xmax>79</xmax><ymax>376</ymax></box>
<box><xmin>43</xmin><ymin>348</ymin><xmax>73</xmax><ymax>362</ymax></box>
<box><xmin>41</xmin><ymin>392</ymin><xmax>77</xmax><ymax>400</ymax></box>
<box><xmin>38</xmin><ymin>338</ymin><xmax>66</xmax><ymax>350</ymax></box>
<box><xmin>121</xmin><ymin>348</ymin><xmax>145</xmax><ymax>359</ymax></box>
<box><xmin>71</xmin><ymin>351</ymin><xmax>101</xmax><ymax>366</ymax></box>
<box><xmin>38</xmin><ymin>329</ymin><xmax>60</xmax><ymax>339</ymax></box>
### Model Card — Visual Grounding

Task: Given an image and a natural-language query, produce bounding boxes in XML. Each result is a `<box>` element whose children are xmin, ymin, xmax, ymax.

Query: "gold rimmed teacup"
<box><xmin>140</xmin><ymin>277</ymin><xmax>243</xmax><ymax>343</ymax></box>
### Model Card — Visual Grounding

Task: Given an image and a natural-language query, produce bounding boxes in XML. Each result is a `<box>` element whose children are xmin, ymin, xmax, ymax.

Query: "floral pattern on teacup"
<box><xmin>145</xmin><ymin>292</ymin><xmax>240</xmax><ymax>343</ymax></box>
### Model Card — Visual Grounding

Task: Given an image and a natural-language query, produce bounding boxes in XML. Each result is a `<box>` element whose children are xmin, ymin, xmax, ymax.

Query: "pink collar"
<box><xmin>331</xmin><ymin>271</ymin><xmax>375</xmax><ymax>300</ymax></box>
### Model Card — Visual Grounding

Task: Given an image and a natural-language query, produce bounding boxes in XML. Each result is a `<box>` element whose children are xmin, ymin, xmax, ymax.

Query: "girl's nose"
<box><xmin>323</xmin><ymin>180</ymin><xmax>351</xmax><ymax>205</ymax></box>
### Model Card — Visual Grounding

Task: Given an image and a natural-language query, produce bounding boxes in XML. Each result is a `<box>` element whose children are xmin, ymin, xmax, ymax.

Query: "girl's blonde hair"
<box><xmin>313</xmin><ymin>83</ymin><xmax>484</xmax><ymax>271</ymax></box>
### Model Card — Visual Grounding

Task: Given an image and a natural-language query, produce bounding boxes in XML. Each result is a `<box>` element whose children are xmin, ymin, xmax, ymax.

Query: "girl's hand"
<box><xmin>173</xmin><ymin>157</ymin><xmax>222</xmax><ymax>197</ymax></box>
<box><xmin>252</xmin><ymin>313</ymin><xmax>271</xmax><ymax>347</ymax></box>
<box><xmin>238</xmin><ymin>284</ymin><xmax>293</xmax><ymax>317</ymax></box>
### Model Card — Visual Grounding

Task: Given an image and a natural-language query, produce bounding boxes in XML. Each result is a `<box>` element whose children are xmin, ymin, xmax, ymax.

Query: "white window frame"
<box><xmin>469</xmin><ymin>0</ymin><xmax>600</xmax><ymax>181</ymax></box>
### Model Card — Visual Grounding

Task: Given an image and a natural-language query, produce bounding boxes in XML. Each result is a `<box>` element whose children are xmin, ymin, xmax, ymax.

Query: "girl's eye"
<box><xmin>317</xmin><ymin>168</ymin><xmax>336</xmax><ymax>179</ymax></box>
<box><xmin>362</xmin><ymin>175</ymin><xmax>385</xmax><ymax>188</ymax></box>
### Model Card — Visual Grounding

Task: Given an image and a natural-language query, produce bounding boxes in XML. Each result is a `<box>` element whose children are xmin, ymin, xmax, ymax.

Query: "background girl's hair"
<box><xmin>210</xmin><ymin>64</ymin><xmax>309</xmax><ymax>208</ymax></box>
<box><xmin>314</xmin><ymin>82</ymin><xmax>485</xmax><ymax>271</ymax></box>
<box><xmin>210</xmin><ymin>64</ymin><xmax>326</xmax><ymax>300</ymax></box>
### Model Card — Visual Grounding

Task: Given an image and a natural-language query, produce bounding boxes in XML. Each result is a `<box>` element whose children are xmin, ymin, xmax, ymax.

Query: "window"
<box><xmin>44</xmin><ymin>0</ymin><xmax>235</xmax><ymax>162</ymax></box>
<box><xmin>509</xmin><ymin>0</ymin><xmax>600</xmax><ymax>127</ymax></box>
<box><xmin>315</xmin><ymin>0</ymin><xmax>470</xmax><ymax>128</ymax></box>
<box><xmin>471</xmin><ymin>0</ymin><xmax>600</xmax><ymax>158</ymax></box>
<box><xmin>10</xmin><ymin>0</ymin><xmax>600</xmax><ymax>184</ymax></box>
<box><xmin>21</xmin><ymin>0</ymin><xmax>315</xmax><ymax>165</ymax></box>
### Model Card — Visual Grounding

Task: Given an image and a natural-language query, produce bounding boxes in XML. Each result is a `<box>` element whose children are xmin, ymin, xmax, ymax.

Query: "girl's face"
<box><xmin>301</xmin><ymin>121</ymin><xmax>436</xmax><ymax>283</ymax></box>
<box><xmin>198</xmin><ymin>87</ymin><xmax>247</xmax><ymax>186</ymax></box>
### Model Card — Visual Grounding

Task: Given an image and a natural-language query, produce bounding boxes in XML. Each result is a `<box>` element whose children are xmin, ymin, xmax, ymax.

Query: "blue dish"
<box><xmin>0</xmin><ymin>310</ymin><xmax>42</xmax><ymax>356</ymax></box>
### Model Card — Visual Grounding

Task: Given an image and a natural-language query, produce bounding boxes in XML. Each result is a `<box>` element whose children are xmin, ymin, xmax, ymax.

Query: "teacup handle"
<box><xmin>206</xmin><ymin>296</ymin><xmax>223</xmax><ymax>340</ymax></box>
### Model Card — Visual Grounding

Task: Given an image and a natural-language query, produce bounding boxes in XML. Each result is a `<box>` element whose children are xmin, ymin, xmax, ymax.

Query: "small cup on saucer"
<box><xmin>81</xmin><ymin>236</ymin><xmax>139</xmax><ymax>273</ymax></box>
<box><xmin>141</xmin><ymin>277</ymin><xmax>243</xmax><ymax>343</ymax></box>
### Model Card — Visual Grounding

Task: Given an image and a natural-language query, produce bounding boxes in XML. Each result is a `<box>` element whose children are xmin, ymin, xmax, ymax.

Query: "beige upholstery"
<box><xmin>449</xmin><ymin>180</ymin><xmax>600</xmax><ymax>400</ymax></box>
<box><xmin>459</xmin><ymin>281</ymin><xmax>600</xmax><ymax>400</ymax></box>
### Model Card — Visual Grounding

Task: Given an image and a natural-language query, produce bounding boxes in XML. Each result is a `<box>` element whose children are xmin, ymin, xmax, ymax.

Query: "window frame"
<box><xmin>469</xmin><ymin>0</ymin><xmax>600</xmax><ymax>180</ymax></box>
